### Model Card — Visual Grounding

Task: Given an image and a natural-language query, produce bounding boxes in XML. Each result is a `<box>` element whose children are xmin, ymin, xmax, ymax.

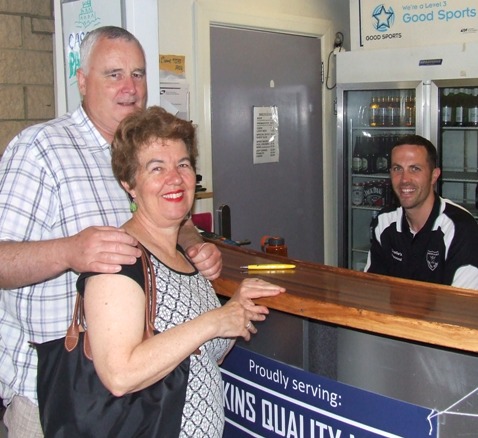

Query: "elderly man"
<box><xmin>0</xmin><ymin>26</ymin><xmax>221</xmax><ymax>437</ymax></box>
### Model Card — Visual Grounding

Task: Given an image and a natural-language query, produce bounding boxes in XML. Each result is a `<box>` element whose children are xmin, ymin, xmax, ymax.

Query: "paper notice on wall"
<box><xmin>159</xmin><ymin>55</ymin><xmax>186</xmax><ymax>79</ymax></box>
<box><xmin>160</xmin><ymin>81</ymin><xmax>189</xmax><ymax>120</ymax></box>
<box><xmin>253</xmin><ymin>106</ymin><xmax>279</xmax><ymax>164</ymax></box>
<box><xmin>159</xmin><ymin>54</ymin><xmax>189</xmax><ymax>119</ymax></box>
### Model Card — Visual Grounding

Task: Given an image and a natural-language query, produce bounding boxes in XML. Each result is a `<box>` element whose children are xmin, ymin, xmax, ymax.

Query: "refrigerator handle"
<box><xmin>420</xmin><ymin>80</ymin><xmax>432</xmax><ymax>140</ymax></box>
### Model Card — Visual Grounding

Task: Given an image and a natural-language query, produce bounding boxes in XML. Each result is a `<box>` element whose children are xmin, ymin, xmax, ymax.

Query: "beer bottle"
<box><xmin>367</xmin><ymin>137</ymin><xmax>377</xmax><ymax>174</ymax></box>
<box><xmin>369</xmin><ymin>96</ymin><xmax>379</xmax><ymax>127</ymax></box>
<box><xmin>352</xmin><ymin>137</ymin><xmax>363</xmax><ymax>174</ymax></box>
<box><xmin>352</xmin><ymin>182</ymin><xmax>364</xmax><ymax>206</ymax></box>
<box><xmin>375</xmin><ymin>135</ymin><xmax>388</xmax><ymax>173</ymax></box>
<box><xmin>441</xmin><ymin>88</ymin><xmax>453</xmax><ymax>126</ymax></box>
<box><xmin>399</xmin><ymin>95</ymin><xmax>405</xmax><ymax>126</ymax></box>
<box><xmin>361</xmin><ymin>137</ymin><xmax>371</xmax><ymax>174</ymax></box>
<box><xmin>387</xmin><ymin>95</ymin><xmax>399</xmax><ymax>127</ymax></box>
<box><xmin>468</xmin><ymin>88</ymin><xmax>478</xmax><ymax>127</ymax></box>
<box><xmin>403</xmin><ymin>94</ymin><xmax>415</xmax><ymax>127</ymax></box>
<box><xmin>455</xmin><ymin>88</ymin><xmax>466</xmax><ymax>127</ymax></box>
<box><xmin>393</xmin><ymin>96</ymin><xmax>401</xmax><ymax>126</ymax></box>
<box><xmin>378</xmin><ymin>96</ymin><xmax>388</xmax><ymax>127</ymax></box>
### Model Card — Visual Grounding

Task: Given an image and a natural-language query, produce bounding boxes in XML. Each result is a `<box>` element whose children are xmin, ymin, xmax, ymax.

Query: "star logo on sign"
<box><xmin>372</xmin><ymin>5</ymin><xmax>394</xmax><ymax>32</ymax></box>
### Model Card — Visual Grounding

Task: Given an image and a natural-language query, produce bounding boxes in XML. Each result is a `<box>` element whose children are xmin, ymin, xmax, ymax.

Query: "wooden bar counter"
<box><xmin>211</xmin><ymin>240</ymin><xmax>478</xmax><ymax>353</ymax></box>
<box><xmin>212</xmin><ymin>241</ymin><xmax>478</xmax><ymax>436</ymax></box>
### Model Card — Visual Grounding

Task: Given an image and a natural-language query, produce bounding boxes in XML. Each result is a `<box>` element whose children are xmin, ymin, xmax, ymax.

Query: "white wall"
<box><xmin>158</xmin><ymin>0</ymin><xmax>349</xmax><ymax>266</ymax></box>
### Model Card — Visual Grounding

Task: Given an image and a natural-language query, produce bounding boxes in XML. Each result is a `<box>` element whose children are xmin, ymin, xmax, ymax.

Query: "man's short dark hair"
<box><xmin>392</xmin><ymin>134</ymin><xmax>437</xmax><ymax>169</ymax></box>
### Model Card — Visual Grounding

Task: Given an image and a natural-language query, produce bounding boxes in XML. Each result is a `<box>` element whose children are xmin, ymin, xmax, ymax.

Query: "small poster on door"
<box><xmin>253</xmin><ymin>106</ymin><xmax>279</xmax><ymax>164</ymax></box>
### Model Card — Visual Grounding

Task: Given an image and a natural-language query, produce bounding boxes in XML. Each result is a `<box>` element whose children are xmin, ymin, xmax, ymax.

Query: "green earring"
<box><xmin>130</xmin><ymin>199</ymin><xmax>137</xmax><ymax>213</ymax></box>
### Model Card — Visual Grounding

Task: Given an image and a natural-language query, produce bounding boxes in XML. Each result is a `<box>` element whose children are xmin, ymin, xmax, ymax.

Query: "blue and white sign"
<box><xmin>221</xmin><ymin>347</ymin><xmax>437</xmax><ymax>437</ymax></box>
<box><xmin>351</xmin><ymin>0</ymin><xmax>478</xmax><ymax>50</ymax></box>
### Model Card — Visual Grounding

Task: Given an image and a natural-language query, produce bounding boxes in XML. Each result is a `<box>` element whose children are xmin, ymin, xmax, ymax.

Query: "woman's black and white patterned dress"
<box><xmin>151</xmin><ymin>253</ymin><xmax>231</xmax><ymax>438</ymax></box>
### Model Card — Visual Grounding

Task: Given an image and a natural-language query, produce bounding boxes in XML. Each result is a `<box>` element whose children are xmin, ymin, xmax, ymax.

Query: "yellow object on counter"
<box><xmin>240</xmin><ymin>264</ymin><xmax>296</xmax><ymax>270</ymax></box>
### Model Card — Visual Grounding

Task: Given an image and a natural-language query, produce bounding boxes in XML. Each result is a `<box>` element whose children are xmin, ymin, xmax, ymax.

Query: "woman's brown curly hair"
<box><xmin>111</xmin><ymin>106</ymin><xmax>198</xmax><ymax>189</ymax></box>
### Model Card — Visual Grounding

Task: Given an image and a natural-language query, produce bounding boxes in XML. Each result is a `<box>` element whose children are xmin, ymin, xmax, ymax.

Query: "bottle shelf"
<box><xmin>441</xmin><ymin>171</ymin><xmax>478</xmax><ymax>183</ymax></box>
<box><xmin>352</xmin><ymin>126</ymin><xmax>415</xmax><ymax>131</ymax></box>
<box><xmin>351</xmin><ymin>247</ymin><xmax>370</xmax><ymax>254</ymax></box>
<box><xmin>441</xmin><ymin>126</ymin><xmax>478</xmax><ymax>131</ymax></box>
<box><xmin>352</xmin><ymin>173</ymin><xmax>390</xmax><ymax>179</ymax></box>
<box><xmin>351</xmin><ymin>205</ymin><xmax>385</xmax><ymax>212</ymax></box>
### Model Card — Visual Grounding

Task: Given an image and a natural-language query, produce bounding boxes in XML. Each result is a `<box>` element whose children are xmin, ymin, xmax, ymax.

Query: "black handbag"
<box><xmin>34</xmin><ymin>244</ymin><xmax>190</xmax><ymax>438</ymax></box>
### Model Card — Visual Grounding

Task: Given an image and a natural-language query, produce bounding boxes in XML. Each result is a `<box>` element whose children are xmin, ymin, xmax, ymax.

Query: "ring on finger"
<box><xmin>246</xmin><ymin>321</ymin><xmax>251</xmax><ymax>329</ymax></box>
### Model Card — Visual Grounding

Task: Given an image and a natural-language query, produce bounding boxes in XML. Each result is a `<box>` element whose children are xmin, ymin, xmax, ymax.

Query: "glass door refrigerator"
<box><xmin>436</xmin><ymin>81</ymin><xmax>478</xmax><ymax>225</ymax></box>
<box><xmin>336</xmin><ymin>43</ymin><xmax>478</xmax><ymax>270</ymax></box>
<box><xmin>336</xmin><ymin>44</ymin><xmax>478</xmax><ymax>437</ymax></box>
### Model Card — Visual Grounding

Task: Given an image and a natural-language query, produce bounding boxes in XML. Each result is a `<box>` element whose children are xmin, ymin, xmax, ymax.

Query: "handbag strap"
<box><xmin>139</xmin><ymin>242</ymin><xmax>157</xmax><ymax>339</ymax></box>
<box><xmin>65</xmin><ymin>244</ymin><xmax>157</xmax><ymax>359</ymax></box>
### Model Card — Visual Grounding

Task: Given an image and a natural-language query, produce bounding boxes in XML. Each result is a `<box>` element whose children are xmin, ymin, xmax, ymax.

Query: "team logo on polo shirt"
<box><xmin>426</xmin><ymin>250</ymin><xmax>439</xmax><ymax>271</ymax></box>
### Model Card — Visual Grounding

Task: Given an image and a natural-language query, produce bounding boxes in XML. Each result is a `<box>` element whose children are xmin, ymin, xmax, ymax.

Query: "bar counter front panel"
<box><xmin>211</xmin><ymin>241</ymin><xmax>478</xmax><ymax>437</ymax></box>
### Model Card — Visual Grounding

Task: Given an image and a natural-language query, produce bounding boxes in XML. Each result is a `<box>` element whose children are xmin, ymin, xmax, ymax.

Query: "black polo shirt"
<box><xmin>365</xmin><ymin>195</ymin><xmax>478</xmax><ymax>288</ymax></box>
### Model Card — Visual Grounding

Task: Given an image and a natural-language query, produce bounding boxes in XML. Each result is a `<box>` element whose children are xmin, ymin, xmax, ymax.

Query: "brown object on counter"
<box><xmin>211</xmin><ymin>240</ymin><xmax>478</xmax><ymax>353</ymax></box>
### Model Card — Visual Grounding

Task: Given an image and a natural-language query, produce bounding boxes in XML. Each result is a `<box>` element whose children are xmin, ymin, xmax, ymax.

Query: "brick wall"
<box><xmin>0</xmin><ymin>1</ymin><xmax>55</xmax><ymax>154</ymax></box>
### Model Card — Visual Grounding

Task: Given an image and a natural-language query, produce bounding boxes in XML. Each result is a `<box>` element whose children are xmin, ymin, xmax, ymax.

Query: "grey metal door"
<box><xmin>210</xmin><ymin>26</ymin><xmax>324</xmax><ymax>263</ymax></box>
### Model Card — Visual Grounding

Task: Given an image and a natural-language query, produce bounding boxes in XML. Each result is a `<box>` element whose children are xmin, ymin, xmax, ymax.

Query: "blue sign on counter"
<box><xmin>221</xmin><ymin>347</ymin><xmax>437</xmax><ymax>437</ymax></box>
